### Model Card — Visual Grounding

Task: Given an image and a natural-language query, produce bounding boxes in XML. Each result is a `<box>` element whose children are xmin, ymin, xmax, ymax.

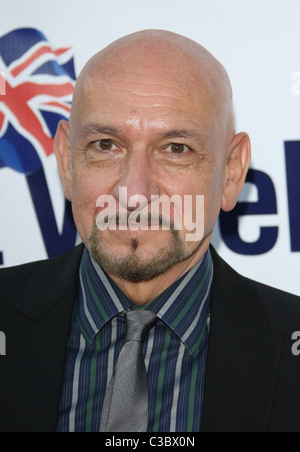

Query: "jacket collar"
<box><xmin>14</xmin><ymin>243</ymin><xmax>84</xmax><ymax>321</ymax></box>
<box><xmin>9</xmin><ymin>244</ymin><xmax>84</xmax><ymax>432</ymax></box>
<box><xmin>201</xmin><ymin>246</ymin><xmax>284</xmax><ymax>432</ymax></box>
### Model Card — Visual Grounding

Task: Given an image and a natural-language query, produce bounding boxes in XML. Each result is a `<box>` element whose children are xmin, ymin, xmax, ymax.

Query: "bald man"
<box><xmin>0</xmin><ymin>30</ymin><xmax>300</xmax><ymax>433</ymax></box>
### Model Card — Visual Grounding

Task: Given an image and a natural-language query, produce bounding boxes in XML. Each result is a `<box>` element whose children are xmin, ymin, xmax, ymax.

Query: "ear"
<box><xmin>221</xmin><ymin>132</ymin><xmax>251</xmax><ymax>212</ymax></box>
<box><xmin>53</xmin><ymin>119</ymin><xmax>73</xmax><ymax>201</ymax></box>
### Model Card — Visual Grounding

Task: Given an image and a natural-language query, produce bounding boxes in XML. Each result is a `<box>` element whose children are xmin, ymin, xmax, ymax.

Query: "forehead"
<box><xmin>75</xmin><ymin>72</ymin><xmax>214</xmax><ymax>137</ymax></box>
<box><xmin>70</xmin><ymin>40</ymin><xmax>219</xmax><ymax>138</ymax></box>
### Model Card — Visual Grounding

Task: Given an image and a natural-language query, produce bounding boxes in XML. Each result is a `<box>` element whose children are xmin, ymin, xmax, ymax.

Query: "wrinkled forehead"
<box><xmin>70</xmin><ymin>32</ymin><xmax>233</xmax><ymax>142</ymax></box>
<box><xmin>70</xmin><ymin>73</ymin><xmax>214</xmax><ymax>146</ymax></box>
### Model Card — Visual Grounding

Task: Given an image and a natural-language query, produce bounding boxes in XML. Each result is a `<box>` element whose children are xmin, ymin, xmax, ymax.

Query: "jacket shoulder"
<box><xmin>210</xmin><ymin>245</ymin><xmax>300</xmax><ymax>330</ymax></box>
<box><xmin>0</xmin><ymin>259</ymin><xmax>47</xmax><ymax>311</ymax></box>
<box><xmin>0</xmin><ymin>244</ymin><xmax>84</xmax><ymax>315</ymax></box>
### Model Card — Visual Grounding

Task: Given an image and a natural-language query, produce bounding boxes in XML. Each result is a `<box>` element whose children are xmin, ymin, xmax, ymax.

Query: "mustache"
<box><xmin>97</xmin><ymin>211</ymin><xmax>175</xmax><ymax>229</ymax></box>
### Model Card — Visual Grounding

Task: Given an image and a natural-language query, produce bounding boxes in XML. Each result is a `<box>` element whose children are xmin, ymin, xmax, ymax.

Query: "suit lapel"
<box><xmin>9</xmin><ymin>244</ymin><xmax>84</xmax><ymax>432</ymax></box>
<box><xmin>201</xmin><ymin>247</ymin><xmax>284</xmax><ymax>432</ymax></box>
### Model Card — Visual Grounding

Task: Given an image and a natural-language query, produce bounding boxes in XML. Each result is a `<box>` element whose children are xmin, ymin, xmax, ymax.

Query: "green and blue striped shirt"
<box><xmin>57</xmin><ymin>247</ymin><xmax>213</xmax><ymax>432</ymax></box>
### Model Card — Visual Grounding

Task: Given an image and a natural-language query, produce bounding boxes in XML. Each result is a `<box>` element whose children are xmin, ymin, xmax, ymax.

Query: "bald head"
<box><xmin>70</xmin><ymin>30</ymin><xmax>235</xmax><ymax>145</ymax></box>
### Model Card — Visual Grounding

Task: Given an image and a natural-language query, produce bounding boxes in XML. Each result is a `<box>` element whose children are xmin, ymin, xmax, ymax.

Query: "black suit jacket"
<box><xmin>0</xmin><ymin>244</ymin><xmax>299</xmax><ymax>432</ymax></box>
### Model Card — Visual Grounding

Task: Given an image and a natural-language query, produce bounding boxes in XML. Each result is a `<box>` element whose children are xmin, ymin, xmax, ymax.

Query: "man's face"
<box><xmin>57</xmin><ymin>45</ymin><xmax>237</xmax><ymax>282</ymax></box>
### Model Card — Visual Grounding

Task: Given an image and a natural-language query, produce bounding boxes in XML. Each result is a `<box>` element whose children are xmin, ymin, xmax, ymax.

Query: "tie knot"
<box><xmin>125</xmin><ymin>310</ymin><xmax>158</xmax><ymax>342</ymax></box>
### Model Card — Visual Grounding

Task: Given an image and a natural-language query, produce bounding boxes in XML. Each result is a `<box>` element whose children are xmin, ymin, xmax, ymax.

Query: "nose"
<box><xmin>113</xmin><ymin>150</ymin><xmax>160</xmax><ymax>212</ymax></box>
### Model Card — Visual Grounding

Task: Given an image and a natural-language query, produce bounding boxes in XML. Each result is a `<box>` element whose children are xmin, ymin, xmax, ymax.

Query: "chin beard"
<box><xmin>87</xmin><ymin>222</ymin><xmax>191</xmax><ymax>283</ymax></box>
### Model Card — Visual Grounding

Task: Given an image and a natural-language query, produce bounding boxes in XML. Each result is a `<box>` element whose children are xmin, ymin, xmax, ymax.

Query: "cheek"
<box><xmin>203</xmin><ymin>167</ymin><xmax>226</xmax><ymax>225</ymax></box>
<box><xmin>71</xmin><ymin>171</ymin><xmax>109</xmax><ymax>242</ymax></box>
<box><xmin>175</xmin><ymin>169</ymin><xmax>224</xmax><ymax>232</ymax></box>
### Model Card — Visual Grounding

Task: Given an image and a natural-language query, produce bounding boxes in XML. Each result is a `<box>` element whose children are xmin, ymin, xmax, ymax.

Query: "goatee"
<box><xmin>87</xmin><ymin>219</ymin><xmax>191</xmax><ymax>283</ymax></box>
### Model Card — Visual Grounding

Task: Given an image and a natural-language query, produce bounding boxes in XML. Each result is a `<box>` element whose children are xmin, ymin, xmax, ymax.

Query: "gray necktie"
<box><xmin>99</xmin><ymin>309</ymin><xmax>158</xmax><ymax>432</ymax></box>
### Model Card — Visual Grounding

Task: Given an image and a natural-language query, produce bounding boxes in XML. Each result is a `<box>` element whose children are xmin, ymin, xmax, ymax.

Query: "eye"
<box><xmin>94</xmin><ymin>139</ymin><xmax>118</xmax><ymax>151</ymax></box>
<box><xmin>167</xmin><ymin>143</ymin><xmax>190</xmax><ymax>154</ymax></box>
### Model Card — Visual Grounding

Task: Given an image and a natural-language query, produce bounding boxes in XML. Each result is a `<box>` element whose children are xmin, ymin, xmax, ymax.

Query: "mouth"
<box><xmin>98</xmin><ymin>213</ymin><xmax>173</xmax><ymax>232</ymax></box>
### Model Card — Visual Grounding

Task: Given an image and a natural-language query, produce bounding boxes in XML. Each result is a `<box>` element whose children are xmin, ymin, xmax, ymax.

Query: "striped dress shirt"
<box><xmin>57</xmin><ymin>247</ymin><xmax>213</xmax><ymax>432</ymax></box>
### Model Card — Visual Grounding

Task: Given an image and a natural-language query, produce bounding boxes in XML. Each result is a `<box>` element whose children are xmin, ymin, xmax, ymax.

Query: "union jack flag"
<box><xmin>0</xmin><ymin>28</ymin><xmax>76</xmax><ymax>174</ymax></box>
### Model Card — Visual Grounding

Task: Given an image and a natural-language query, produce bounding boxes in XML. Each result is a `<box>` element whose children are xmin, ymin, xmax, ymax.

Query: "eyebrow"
<box><xmin>79</xmin><ymin>124</ymin><xmax>124</xmax><ymax>137</ymax></box>
<box><xmin>161</xmin><ymin>129</ymin><xmax>204</xmax><ymax>142</ymax></box>
<box><xmin>79</xmin><ymin>123</ymin><xmax>206</xmax><ymax>144</ymax></box>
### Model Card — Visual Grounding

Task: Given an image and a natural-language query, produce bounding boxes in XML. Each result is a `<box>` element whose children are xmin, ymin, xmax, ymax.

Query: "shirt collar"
<box><xmin>76</xmin><ymin>247</ymin><xmax>213</xmax><ymax>354</ymax></box>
